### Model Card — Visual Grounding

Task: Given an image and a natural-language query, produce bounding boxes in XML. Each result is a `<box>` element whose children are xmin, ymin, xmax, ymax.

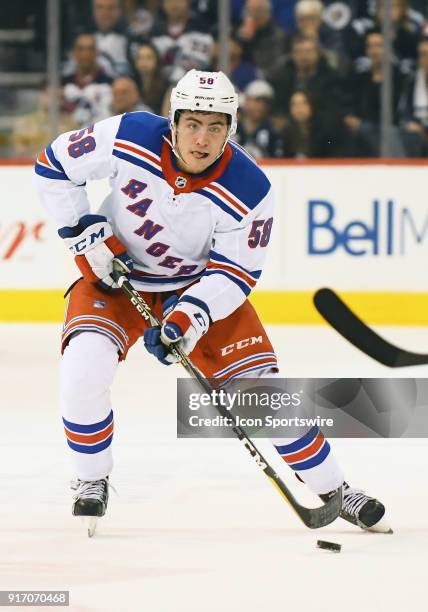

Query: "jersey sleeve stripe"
<box><xmin>196</xmin><ymin>189</ymin><xmax>243</xmax><ymax>222</ymax></box>
<box><xmin>207</xmin><ymin>184</ymin><xmax>248</xmax><ymax>215</ymax></box>
<box><xmin>46</xmin><ymin>143</ymin><xmax>69</xmax><ymax>176</ymax></box>
<box><xmin>206</xmin><ymin>261</ymin><xmax>257</xmax><ymax>288</ymax></box>
<box><xmin>209</xmin><ymin>250</ymin><xmax>261</xmax><ymax>279</ymax></box>
<box><xmin>203</xmin><ymin>269</ymin><xmax>251</xmax><ymax>296</ymax></box>
<box><xmin>115</xmin><ymin>139</ymin><xmax>161</xmax><ymax>163</ymax></box>
<box><xmin>37</xmin><ymin>149</ymin><xmax>54</xmax><ymax>169</ymax></box>
<box><xmin>211</xmin><ymin>181</ymin><xmax>249</xmax><ymax>212</ymax></box>
<box><xmin>113</xmin><ymin>149</ymin><xmax>164</xmax><ymax>180</ymax></box>
<box><xmin>35</xmin><ymin>146</ymin><xmax>70</xmax><ymax>180</ymax></box>
<box><xmin>35</xmin><ymin>162</ymin><xmax>70</xmax><ymax>180</ymax></box>
<box><xmin>114</xmin><ymin>140</ymin><xmax>162</xmax><ymax>168</ymax></box>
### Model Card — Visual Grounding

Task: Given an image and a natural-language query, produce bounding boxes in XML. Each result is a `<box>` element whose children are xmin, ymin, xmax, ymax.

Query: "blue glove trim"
<box><xmin>79</xmin><ymin>214</ymin><xmax>108</xmax><ymax>229</ymax></box>
<box><xmin>143</xmin><ymin>327</ymin><xmax>173</xmax><ymax>365</ymax></box>
<box><xmin>179</xmin><ymin>295</ymin><xmax>211</xmax><ymax>322</ymax></box>
<box><xmin>162</xmin><ymin>294</ymin><xmax>179</xmax><ymax>318</ymax></box>
<box><xmin>58</xmin><ymin>224</ymin><xmax>81</xmax><ymax>239</ymax></box>
<box><xmin>58</xmin><ymin>214</ymin><xmax>109</xmax><ymax>239</ymax></box>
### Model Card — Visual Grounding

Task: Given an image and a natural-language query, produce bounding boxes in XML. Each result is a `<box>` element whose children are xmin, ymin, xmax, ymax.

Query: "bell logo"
<box><xmin>221</xmin><ymin>336</ymin><xmax>263</xmax><ymax>356</ymax></box>
<box><xmin>175</xmin><ymin>176</ymin><xmax>187</xmax><ymax>189</ymax></box>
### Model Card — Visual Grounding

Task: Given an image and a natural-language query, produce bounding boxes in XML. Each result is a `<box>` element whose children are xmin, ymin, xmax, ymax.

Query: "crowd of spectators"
<box><xmin>9</xmin><ymin>0</ymin><xmax>428</xmax><ymax>159</ymax></box>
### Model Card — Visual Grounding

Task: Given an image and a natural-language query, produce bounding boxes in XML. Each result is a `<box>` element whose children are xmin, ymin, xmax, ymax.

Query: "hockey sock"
<box><xmin>236</xmin><ymin>367</ymin><xmax>345</xmax><ymax>495</ymax></box>
<box><xmin>60</xmin><ymin>332</ymin><xmax>119</xmax><ymax>480</ymax></box>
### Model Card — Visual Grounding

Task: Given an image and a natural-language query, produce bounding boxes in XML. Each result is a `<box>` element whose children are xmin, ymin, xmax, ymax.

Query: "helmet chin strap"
<box><xmin>166</xmin><ymin>127</ymin><xmax>187</xmax><ymax>167</ymax></box>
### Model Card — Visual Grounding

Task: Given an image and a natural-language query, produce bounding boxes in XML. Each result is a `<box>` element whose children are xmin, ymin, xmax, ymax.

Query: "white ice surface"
<box><xmin>1</xmin><ymin>323</ymin><xmax>428</xmax><ymax>612</ymax></box>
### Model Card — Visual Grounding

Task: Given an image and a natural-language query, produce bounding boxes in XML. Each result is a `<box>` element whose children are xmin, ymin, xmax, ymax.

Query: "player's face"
<box><xmin>175</xmin><ymin>112</ymin><xmax>229</xmax><ymax>174</ymax></box>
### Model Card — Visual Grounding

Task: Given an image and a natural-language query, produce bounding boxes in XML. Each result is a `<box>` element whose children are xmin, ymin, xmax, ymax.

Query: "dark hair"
<box><xmin>134</xmin><ymin>40</ymin><xmax>162</xmax><ymax>71</ymax></box>
<box><xmin>289</xmin><ymin>88</ymin><xmax>315</xmax><ymax>112</ymax></box>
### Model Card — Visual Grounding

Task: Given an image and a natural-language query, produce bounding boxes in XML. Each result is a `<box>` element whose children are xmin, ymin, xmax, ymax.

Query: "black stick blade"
<box><xmin>313</xmin><ymin>288</ymin><xmax>428</xmax><ymax>368</ymax></box>
<box><xmin>269</xmin><ymin>472</ymin><xmax>342</xmax><ymax>529</ymax></box>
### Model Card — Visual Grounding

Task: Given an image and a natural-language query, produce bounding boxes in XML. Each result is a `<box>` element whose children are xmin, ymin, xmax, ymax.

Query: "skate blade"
<box><xmin>366</xmin><ymin>516</ymin><xmax>393</xmax><ymax>534</ymax></box>
<box><xmin>85</xmin><ymin>516</ymin><xmax>98</xmax><ymax>538</ymax></box>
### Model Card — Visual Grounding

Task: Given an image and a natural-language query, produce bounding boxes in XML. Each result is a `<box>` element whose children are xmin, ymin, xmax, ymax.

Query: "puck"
<box><xmin>316</xmin><ymin>539</ymin><xmax>341</xmax><ymax>553</ymax></box>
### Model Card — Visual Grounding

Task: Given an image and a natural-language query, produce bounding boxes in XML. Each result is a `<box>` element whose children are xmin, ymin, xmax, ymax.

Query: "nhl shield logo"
<box><xmin>175</xmin><ymin>175</ymin><xmax>187</xmax><ymax>189</ymax></box>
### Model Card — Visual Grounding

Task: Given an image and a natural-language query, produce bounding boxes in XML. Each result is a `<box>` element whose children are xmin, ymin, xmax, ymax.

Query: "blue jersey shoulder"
<box><xmin>216</xmin><ymin>141</ymin><xmax>271</xmax><ymax>210</ymax></box>
<box><xmin>116</xmin><ymin>112</ymin><xmax>169</xmax><ymax>157</ymax></box>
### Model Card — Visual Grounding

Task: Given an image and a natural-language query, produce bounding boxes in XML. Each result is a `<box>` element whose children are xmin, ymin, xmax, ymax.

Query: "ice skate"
<box><xmin>71</xmin><ymin>477</ymin><xmax>109</xmax><ymax>537</ymax></box>
<box><xmin>320</xmin><ymin>482</ymin><xmax>392</xmax><ymax>533</ymax></box>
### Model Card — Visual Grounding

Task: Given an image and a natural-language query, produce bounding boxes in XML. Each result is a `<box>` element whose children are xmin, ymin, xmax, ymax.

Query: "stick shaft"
<box><xmin>112</xmin><ymin>260</ymin><xmax>342</xmax><ymax>528</ymax></box>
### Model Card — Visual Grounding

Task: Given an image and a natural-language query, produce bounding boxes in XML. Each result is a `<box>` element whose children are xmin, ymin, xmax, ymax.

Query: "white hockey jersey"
<box><xmin>34</xmin><ymin>112</ymin><xmax>274</xmax><ymax>322</ymax></box>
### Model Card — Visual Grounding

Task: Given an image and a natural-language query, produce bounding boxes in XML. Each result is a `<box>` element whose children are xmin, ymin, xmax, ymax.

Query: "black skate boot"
<box><xmin>71</xmin><ymin>477</ymin><xmax>109</xmax><ymax>536</ymax></box>
<box><xmin>320</xmin><ymin>482</ymin><xmax>392</xmax><ymax>533</ymax></box>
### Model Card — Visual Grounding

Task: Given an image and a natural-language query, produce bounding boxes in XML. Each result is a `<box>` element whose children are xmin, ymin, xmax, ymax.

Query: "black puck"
<box><xmin>316</xmin><ymin>539</ymin><xmax>341</xmax><ymax>553</ymax></box>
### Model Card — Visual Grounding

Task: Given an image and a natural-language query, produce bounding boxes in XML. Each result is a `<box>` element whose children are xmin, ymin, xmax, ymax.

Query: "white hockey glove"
<box><xmin>58</xmin><ymin>214</ymin><xmax>133</xmax><ymax>290</ymax></box>
<box><xmin>144</xmin><ymin>295</ymin><xmax>210</xmax><ymax>365</ymax></box>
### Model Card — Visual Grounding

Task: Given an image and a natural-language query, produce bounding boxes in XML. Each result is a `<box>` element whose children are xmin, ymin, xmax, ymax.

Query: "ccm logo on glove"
<box><xmin>67</xmin><ymin>223</ymin><xmax>109</xmax><ymax>254</ymax></box>
<box><xmin>58</xmin><ymin>214</ymin><xmax>133</xmax><ymax>290</ymax></box>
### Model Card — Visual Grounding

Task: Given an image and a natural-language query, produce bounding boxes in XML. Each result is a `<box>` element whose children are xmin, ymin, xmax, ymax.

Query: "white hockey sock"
<box><xmin>60</xmin><ymin>332</ymin><xmax>119</xmax><ymax>481</ymax></box>
<box><xmin>237</xmin><ymin>368</ymin><xmax>344</xmax><ymax>495</ymax></box>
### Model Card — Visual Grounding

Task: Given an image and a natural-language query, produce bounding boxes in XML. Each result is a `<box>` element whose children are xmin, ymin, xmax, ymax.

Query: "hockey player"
<box><xmin>34</xmin><ymin>69</ymin><xmax>389</xmax><ymax>534</ymax></box>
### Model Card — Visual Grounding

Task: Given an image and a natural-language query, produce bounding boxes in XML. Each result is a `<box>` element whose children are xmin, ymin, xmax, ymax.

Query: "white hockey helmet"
<box><xmin>169</xmin><ymin>69</ymin><xmax>239</xmax><ymax>138</ymax></box>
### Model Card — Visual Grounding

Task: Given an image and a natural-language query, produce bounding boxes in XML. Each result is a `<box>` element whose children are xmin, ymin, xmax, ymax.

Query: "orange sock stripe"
<box><xmin>282</xmin><ymin>434</ymin><xmax>325</xmax><ymax>464</ymax></box>
<box><xmin>64</xmin><ymin>422</ymin><xmax>114</xmax><ymax>444</ymax></box>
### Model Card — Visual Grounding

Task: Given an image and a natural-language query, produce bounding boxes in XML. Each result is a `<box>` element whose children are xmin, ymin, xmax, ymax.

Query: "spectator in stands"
<box><xmin>235</xmin><ymin>0</ymin><xmax>287</xmax><ymax>79</ymax></box>
<box><xmin>191</xmin><ymin>0</ymin><xmax>218</xmax><ymax>33</ymax></box>
<box><xmin>282</xmin><ymin>89</ymin><xmax>348</xmax><ymax>157</ymax></box>
<box><xmin>320</xmin><ymin>0</ymin><xmax>366</xmax><ymax>68</ymax></box>
<box><xmin>232</xmin><ymin>0</ymin><xmax>298</xmax><ymax>34</ymax></box>
<box><xmin>234</xmin><ymin>80</ymin><xmax>284</xmax><ymax>157</ymax></box>
<box><xmin>91</xmin><ymin>0</ymin><xmax>132</xmax><ymax>77</ymax></box>
<box><xmin>124</xmin><ymin>0</ymin><xmax>157</xmax><ymax>37</ymax></box>
<box><xmin>293</xmin><ymin>0</ymin><xmax>341</xmax><ymax>70</ymax></box>
<box><xmin>150</xmin><ymin>0</ymin><xmax>213</xmax><ymax>83</ymax></box>
<box><xmin>344</xmin><ymin>29</ymin><xmax>408</xmax><ymax>156</ymax></box>
<box><xmin>132</xmin><ymin>42</ymin><xmax>170</xmax><ymax>115</ymax></box>
<box><xmin>348</xmin><ymin>0</ymin><xmax>422</xmax><ymax>71</ymax></box>
<box><xmin>62</xmin><ymin>33</ymin><xmax>113</xmax><ymax>126</ymax></box>
<box><xmin>399</xmin><ymin>38</ymin><xmax>428</xmax><ymax>155</ymax></box>
<box><xmin>111</xmin><ymin>77</ymin><xmax>152</xmax><ymax>113</ymax></box>
<box><xmin>212</xmin><ymin>37</ymin><xmax>262</xmax><ymax>92</ymax></box>
<box><xmin>269</xmin><ymin>36</ymin><xmax>345</xmax><ymax>128</ymax></box>
<box><xmin>12</xmin><ymin>86</ymin><xmax>78</xmax><ymax>159</ymax></box>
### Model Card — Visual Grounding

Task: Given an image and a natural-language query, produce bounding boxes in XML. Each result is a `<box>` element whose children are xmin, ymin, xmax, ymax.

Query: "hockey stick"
<box><xmin>111</xmin><ymin>259</ymin><xmax>342</xmax><ymax>529</ymax></box>
<box><xmin>314</xmin><ymin>287</ymin><xmax>428</xmax><ymax>367</ymax></box>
